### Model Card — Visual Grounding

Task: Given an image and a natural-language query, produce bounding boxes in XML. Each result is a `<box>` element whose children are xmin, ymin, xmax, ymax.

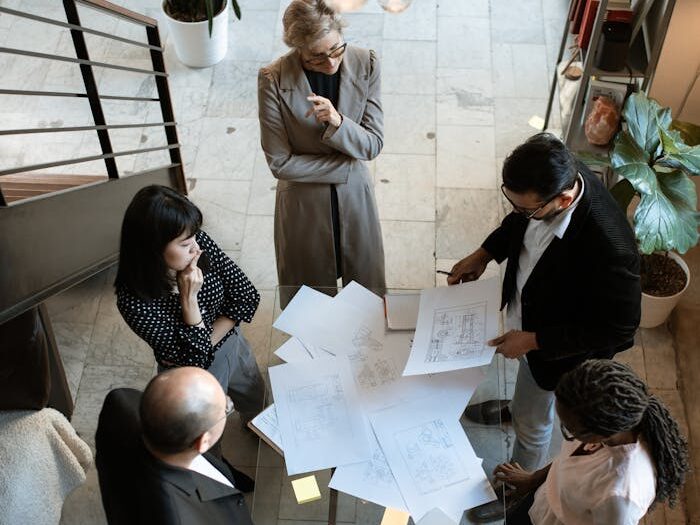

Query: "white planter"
<box><xmin>162</xmin><ymin>0</ymin><xmax>228</xmax><ymax>68</ymax></box>
<box><xmin>640</xmin><ymin>252</ymin><xmax>690</xmax><ymax>328</ymax></box>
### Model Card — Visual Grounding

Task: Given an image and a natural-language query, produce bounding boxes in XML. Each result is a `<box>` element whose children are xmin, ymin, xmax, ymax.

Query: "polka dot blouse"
<box><xmin>116</xmin><ymin>230</ymin><xmax>260</xmax><ymax>369</ymax></box>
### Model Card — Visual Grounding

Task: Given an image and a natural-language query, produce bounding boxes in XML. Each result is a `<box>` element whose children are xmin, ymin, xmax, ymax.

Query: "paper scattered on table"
<box><xmin>275</xmin><ymin>337</ymin><xmax>327</xmax><ymax>362</ymax></box>
<box><xmin>248</xmin><ymin>403</ymin><xmax>284</xmax><ymax>456</ymax></box>
<box><xmin>370</xmin><ymin>395</ymin><xmax>496</xmax><ymax>522</ymax></box>
<box><xmin>403</xmin><ymin>278</ymin><xmax>501</xmax><ymax>376</ymax></box>
<box><xmin>380</xmin><ymin>507</ymin><xmax>411</xmax><ymax>525</ymax></box>
<box><xmin>269</xmin><ymin>357</ymin><xmax>372</xmax><ymax>475</ymax></box>
<box><xmin>385</xmin><ymin>293</ymin><xmax>420</xmax><ymax>330</ymax></box>
<box><xmin>329</xmin><ymin>432</ymin><xmax>408</xmax><ymax>512</ymax></box>
<box><xmin>291</xmin><ymin>475</ymin><xmax>322</xmax><ymax>504</ymax></box>
<box><xmin>416</xmin><ymin>507</ymin><xmax>458</xmax><ymax>525</ymax></box>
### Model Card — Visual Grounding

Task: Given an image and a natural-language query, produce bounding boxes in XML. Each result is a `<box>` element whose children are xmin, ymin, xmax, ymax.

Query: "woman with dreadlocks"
<box><xmin>490</xmin><ymin>359</ymin><xmax>688</xmax><ymax>524</ymax></box>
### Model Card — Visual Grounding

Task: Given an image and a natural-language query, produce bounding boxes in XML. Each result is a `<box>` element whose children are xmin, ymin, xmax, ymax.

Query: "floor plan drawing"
<box><xmin>349</xmin><ymin>353</ymin><xmax>400</xmax><ymax>390</ymax></box>
<box><xmin>352</xmin><ymin>326</ymin><xmax>383</xmax><ymax>352</ymax></box>
<box><xmin>394</xmin><ymin>419</ymin><xmax>468</xmax><ymax>495</ymax></box>
<box><xmin>425</xmin><ymin>302</ymin><xmax>486</xmax><ymax>363</ymax></box>
<box><xmin>288</xmin><ymin>374</ymin><xmax>349</xmax><ymax>442</ymax></box>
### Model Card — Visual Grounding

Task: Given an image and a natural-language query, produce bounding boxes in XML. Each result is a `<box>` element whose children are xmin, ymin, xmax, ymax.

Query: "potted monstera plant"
<box><xmin>162</xmin><ymin>0</ymin><xmax>241</xmax><ymax>67</ymax></box>
<box><xmin>606</xmin><ymin>92</ymin><xmax>700</xmax><ymax>328</ymax></box>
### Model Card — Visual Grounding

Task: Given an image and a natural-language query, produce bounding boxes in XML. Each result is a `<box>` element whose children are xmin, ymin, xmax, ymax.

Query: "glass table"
<box><xmin>250</xmin><ymin>286</ymin><xmax>511</xmax><ymax>525</ymax></box>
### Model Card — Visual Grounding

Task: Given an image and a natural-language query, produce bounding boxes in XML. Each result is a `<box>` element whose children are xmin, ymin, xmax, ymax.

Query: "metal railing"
<box><xmin>0</xmin><ymin>0</ymin><xmax>186</xmax><ymax>206</ymax></box>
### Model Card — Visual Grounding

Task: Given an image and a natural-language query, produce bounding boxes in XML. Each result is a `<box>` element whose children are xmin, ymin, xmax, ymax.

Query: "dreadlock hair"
<box><xmin>555</xmin><ymin>359</ymin><xmax>689</xmax><ymax>508</ymax></box>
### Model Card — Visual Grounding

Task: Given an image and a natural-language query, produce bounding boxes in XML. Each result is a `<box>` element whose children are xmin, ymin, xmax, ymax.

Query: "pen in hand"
<box><xmin>436</xmin><ymin>270</ymin><xmax>453</xmax><ymax>276</ymax></box>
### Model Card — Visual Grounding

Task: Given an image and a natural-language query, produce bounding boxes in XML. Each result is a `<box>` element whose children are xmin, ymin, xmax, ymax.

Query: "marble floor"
<box><xmin>0</xmin><ymin>0</ymin><xmax>693</xmax><ymax>523</ymax></box>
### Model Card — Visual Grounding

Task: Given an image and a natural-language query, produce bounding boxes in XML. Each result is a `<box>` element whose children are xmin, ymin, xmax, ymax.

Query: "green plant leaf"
<box><xmin>610</xmin><ymin>178</ymin><xmax>635</xmax><ymax>213</ymax></box>
<box><xmin>656</xmin><ymin>127</ymin><xmax>700</xmax><ymax>175</ymax></box>
<box><xmin>205</xmin><ymin>0</ymin><xmax>215</xmax><ymax>36</ymax></box>
<box><xmin>672</xmin><ymin>120</ymin><xmax>700</xmax><ymax>146</ymax></box>
<box><xmin>623</xmin><ymin>92</ymin><xmax>663</xmax><ymax>155</ymax></box>
<box><xmin>232</xmin><ymin>0</ymin><xmax>241</xmax><ymax>19</ymax></box>
<box><xmin>657</xmin><ymin>106</ymin><xmax>672</xmax><ymax>131</ymax></box>
<box><xmin>633</xmin><ymin>170</ymin><xmax>700</xmax><ymax>254</ymax></box>
<box><xmin>611</xmin><ymin>130</ymin><xmax>656</xmax><ymax>195</ymax></box>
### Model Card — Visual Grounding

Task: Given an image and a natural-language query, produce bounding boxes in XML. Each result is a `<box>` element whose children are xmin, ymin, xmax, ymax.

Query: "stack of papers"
<box><xmin>258</xmin><ymin>279</ymin><xmax>501</xmax><ymax>522</ymax></box>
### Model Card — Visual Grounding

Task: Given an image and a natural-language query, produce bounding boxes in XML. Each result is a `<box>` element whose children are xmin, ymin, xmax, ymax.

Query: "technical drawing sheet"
<box><xmin>329</xmin><ymin>432</ymin><xmax>408</xmax><ymax>512</ymax></box>
<box><xmin>273</xmin><ymin>285</ymin><xmax>385</xmax><ymax>357</ymax></box>
<box><xmin>403</xmin><ymin>278</ymin><xmax>501</xmax><ymax>376</ymax></box>
<box><xmin>370</xmin><ymin>395</ymin><xmax>496</xmax><ymax>522</ymax></box>
<box><xmin>275</xmin><ymin>336</ymin><xmax>330</xmax><ymax>362</ymax></box>
<box><xmin>269</xmin><ymin>357</ymin><xmax>372</xmax><ymax>475</ymax></box>
<box><xmin>248</xmin><ymin>403</ymin><xmax>284</xmax><ymax>455</ymax></box>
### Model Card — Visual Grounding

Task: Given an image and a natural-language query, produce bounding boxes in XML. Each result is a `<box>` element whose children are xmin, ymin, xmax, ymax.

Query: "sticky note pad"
<box><xmin>380</xmin><ymin>507</ymin><xmax>410</xmax><ymax>525</ymax></box>
<box><xmin>291</xmin><ymin>475</ymin><xmax>322</xmax><ymax>504</ymax></box>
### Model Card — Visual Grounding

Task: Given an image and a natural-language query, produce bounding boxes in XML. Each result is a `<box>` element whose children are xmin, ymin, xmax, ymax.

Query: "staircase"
<box><xmin>0</xmin><ymin>0</ymin><xmax>187</xmax><ymax>416</ymax></box>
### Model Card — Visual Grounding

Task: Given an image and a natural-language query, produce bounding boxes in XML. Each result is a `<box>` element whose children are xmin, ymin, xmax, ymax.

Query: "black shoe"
<box><xmin>222</xmin><ymin>457</ymin><xmax>255</xmax><ymax>493</ymax></box>
<box><xmin>467</xmin><ymin>485</ymin><xmax>529</xmax><ymax>523</ymax></box>
<box><xmin>463</xmin><ymin>400</ymin><xmax>512</xmax><ymax>425</ymax></box>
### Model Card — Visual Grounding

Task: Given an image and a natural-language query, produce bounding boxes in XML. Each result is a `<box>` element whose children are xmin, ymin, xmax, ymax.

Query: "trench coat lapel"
<box><xmin>278</xmin><ymin>50</ymin><xmax>314</xmax><ymax>118</ymax></box>
<box><xmin>337</xmin><ymin>47</ymin><xmax>367</xmax><ymax>122</ymax></box>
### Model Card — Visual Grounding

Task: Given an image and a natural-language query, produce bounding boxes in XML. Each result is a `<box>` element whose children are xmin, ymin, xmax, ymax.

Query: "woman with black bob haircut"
<box><xmin>487</xmin><ymin>359</ymin><xmax>689</xmax><ymax>524</ymax></box>
<box><xmin>115</xmin><ymin>185</ymin><xmax>265</xmax><ymax>425</ymax></box>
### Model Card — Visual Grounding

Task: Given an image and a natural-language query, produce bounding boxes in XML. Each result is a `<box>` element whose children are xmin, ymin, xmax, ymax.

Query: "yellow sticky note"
<box><xmin>380</xmin><ymin>507</ymin><xmax>411</xmax><ymax>525</ymax></box>
<box><xmin>291</xmin><ymin>475</ymin><xmax>322</xmax><ymax>504</ymax></box>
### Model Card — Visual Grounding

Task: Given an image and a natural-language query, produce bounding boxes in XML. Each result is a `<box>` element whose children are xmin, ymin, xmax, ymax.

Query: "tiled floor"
<box><xmin>1</xmin><ymin>0</ymin><xmax>694</xmax><ymax>523</ymax></box>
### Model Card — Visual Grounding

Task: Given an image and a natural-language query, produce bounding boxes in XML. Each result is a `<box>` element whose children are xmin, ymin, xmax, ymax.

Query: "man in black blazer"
<box><xmin>95</xmin><ymin>368</ymin><xmax>255</xmax><ymax>525</ymax></box>
<box><xmin>448</xmin><ymin>133</ymin><xmax>640</xmax><ymax>476</ymax></box>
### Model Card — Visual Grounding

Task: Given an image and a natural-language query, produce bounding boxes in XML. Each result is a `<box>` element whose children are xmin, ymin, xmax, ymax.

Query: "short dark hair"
<box><xmin>502</xmin><ymin>133</ymin><xmax>578</xmax><ymax>199</ymax></box>
<box><xmin>139</xmin><ymin>378</ymin><xmax>217</xmax><ymax>455</ymax></box>
<box><xmin>114</xmin><ymin>185</ymin><xmax>202</xmax><ymax>299</ymax></box>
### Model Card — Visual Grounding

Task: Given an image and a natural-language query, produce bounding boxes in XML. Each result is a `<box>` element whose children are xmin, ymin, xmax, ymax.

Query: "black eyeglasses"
<box><xmin>500</xmin><ymin>184</ymin><xmax>559</xmax><ymax>219</ymax></box>
<box><xmin>303</xmin><ymin>42</ymin><xmax>347</xmax><ymax>66</ymax></box>
<box><xmin>210</xmin><ymin>395</ymin><xmax>236</xmax><ymax>427</ymax></box>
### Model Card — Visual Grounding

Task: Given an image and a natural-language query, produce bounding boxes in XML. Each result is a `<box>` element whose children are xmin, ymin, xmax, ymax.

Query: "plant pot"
<box><xmin>640</xmin><ymin>252</ymin><xmax>690</xmax><ymax>328</ymax></box>
<box><xmin>162</xmin><ymin>0</ymin><xmax>228</xmax><ymax>68</ymax></box>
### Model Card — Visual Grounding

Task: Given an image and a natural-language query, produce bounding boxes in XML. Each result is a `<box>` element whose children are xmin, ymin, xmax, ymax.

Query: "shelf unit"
<box><xmin>543</xmin><ymin>0</ymin><xmax>677</xmax><ymax>157</ymax></box>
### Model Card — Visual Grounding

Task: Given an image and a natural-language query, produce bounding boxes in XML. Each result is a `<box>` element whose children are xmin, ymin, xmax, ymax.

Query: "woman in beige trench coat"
<box><xmin>257</xmin><ymin>0</ymin><xmax>385</xmax><ymax>305</ymax></box>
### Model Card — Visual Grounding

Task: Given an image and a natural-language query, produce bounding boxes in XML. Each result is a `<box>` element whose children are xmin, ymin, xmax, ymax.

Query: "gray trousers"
<box><xmin>158</xmin><ymin>328</ymin><xmax>265</xmax><ymax>425</ymax></box>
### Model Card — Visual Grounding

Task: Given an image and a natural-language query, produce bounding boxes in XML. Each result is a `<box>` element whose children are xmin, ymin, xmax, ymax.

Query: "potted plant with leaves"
<box><xmin>162</xmin><ymin>0</ymin><xmax>241</xmax><ymax>68</ymax></box>
<box><xmin>605</xmin><ymin>92</ymin><xmax>700</xmax><ymax>328</ymax></box>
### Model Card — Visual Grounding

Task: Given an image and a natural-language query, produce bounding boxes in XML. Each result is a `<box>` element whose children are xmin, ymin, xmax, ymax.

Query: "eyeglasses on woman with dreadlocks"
<box><xmin>486</xmin><ymin>359</ymin><xmax>689</xmax><ymax>525</ymax></box>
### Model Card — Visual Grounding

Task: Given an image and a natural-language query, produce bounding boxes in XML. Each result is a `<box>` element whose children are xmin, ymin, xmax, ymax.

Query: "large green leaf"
<box><xmin>633</xmin><ymin>170</ymin><xmax>700</xmax><ymax>254</ymax></box>
<box><xmin>656</xmin><ymin>126</ymin><xmax>700</xmax><ymax>175</ymax></box>
<box><xmin>623</xmin><ymin>93</ymin><xmax>663</xmax><ymax>155</ymax></box>
<box><xmin>611</xmin><ymin>130</ymin><xmax>656</xmax><ymax>195</ymax></box>
<box><xmin>610</xmin><ymin>178</ymin><xmax>636</xmax><ymax>213</ymax></box>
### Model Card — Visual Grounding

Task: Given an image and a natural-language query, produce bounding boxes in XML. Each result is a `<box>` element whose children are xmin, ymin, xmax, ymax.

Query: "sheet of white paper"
<box><xmin>403</xmin><ymin>278</ymin><xmax>501</xmax><ymax>376</ymax></box>
<box><xmin>359</xmin><ymin>332</ymin><xmax>486</xmax><ymax>417</ymax></box>
<box><xmin>370</xmin><ymin>395</ymin><xmax>496</xmax><ymax>522</ymax></box>
<box><xmin>250</xmin><ymin>404</ymin><xmax>284</xmax><ymax>452</ymax></box>
<box><xmin>329</xmin><ymin>430</ymin><xmax>408</xmax><ymax>512</ymax></box>
<box><xmin>336</xmin><ymin>280</ymin><xmax>385</xmax><ymax>323</ymax></box>
<box><xmin>416</xmin><ymin>507</ymin><xmax>457</xmax><ymax>525</ymax></box>
<box><xmin>385</xmin><ymin>293</ymin><xmax>421</xmax><ymax>330</ymax></box>
<box><xmin>275</xmin><ymin>337</ymin><xmax>331</xmax><ymax>362</ymax></box>
<box><xmin>273</xmin><ymin>285</ymin><xmax>385</xmax><ymax>357</ymax></box>
<box><xmin>269</xmin><ymin>357</ymin><xmax>372</xmax><ymax>475</ymax></box>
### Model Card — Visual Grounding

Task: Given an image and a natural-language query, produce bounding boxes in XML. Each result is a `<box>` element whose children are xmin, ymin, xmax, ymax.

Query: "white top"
<box><xmin>529</xmin><ymin>438</ymin><xmax>656</xmax><ymax>525</ymax></box>
<box><xmin>188</xmin><ymin>454</ymin><xmax>234</xmax><ymax>488</ymax></box>
<box><xmin>505</xmin><ymin>175</ymin><xmax>585</xmax><ymax>332</ymax></box>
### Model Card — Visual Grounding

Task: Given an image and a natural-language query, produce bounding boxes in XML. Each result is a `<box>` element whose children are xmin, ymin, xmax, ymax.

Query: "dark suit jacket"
<box><xmin>95</xmin><ymin>388</ymin><xmax>254</xmax><ymax>525</ymax></box>
<box><xmin>482</xmin><ymin>165</ymin><xmax>641</xmax><ymax>390</ymax></box>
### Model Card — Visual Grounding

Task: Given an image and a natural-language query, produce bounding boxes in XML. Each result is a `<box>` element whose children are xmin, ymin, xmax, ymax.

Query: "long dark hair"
<box><xmin>556</xmin><ymin>359</ymin><xmax>689</xmax><ymax>507</ymax></box>
<box><xmin>115</xmin><ymin>185</ymin><xmax>202</xmax><ymax>299</ymax></box>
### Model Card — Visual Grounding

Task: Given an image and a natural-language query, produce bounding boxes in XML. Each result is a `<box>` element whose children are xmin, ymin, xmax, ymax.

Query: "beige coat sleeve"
<box><xmin>322</xmin><ymin>50</ymin><xmax>384</xmax><ymax>161</ymax></box>
<box><xmin>258</xmin><ymin>69</ymin><xmax>352</xmax><ymax>184</ymax></box>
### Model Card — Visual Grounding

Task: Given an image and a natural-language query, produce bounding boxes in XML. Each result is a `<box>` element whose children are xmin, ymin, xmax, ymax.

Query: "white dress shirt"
<box><xmin>188</xmin><ymin>454</ymin><xmax>234</xmax><ymax>487</ymax></box>
<box><xmin>505</xmin><ymin>175</ymin><xmax>585</xmax><ymax>333</ymax></box>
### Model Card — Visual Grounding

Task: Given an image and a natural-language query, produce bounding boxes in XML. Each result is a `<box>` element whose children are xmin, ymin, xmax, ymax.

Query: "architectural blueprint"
<box><xmin>370</xmin><ymin>395</ymin><xmax>496</xmax><ymax>522</ymax></box>
<box><xmin>269</xmin><ymin>357</ymin><xmax>372</xmax><ymax>475</ymax></box>
<box><xmin>403</xmin><ymin>278</ymin><xmax>501</xmax><ymax>376</ymax></box>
